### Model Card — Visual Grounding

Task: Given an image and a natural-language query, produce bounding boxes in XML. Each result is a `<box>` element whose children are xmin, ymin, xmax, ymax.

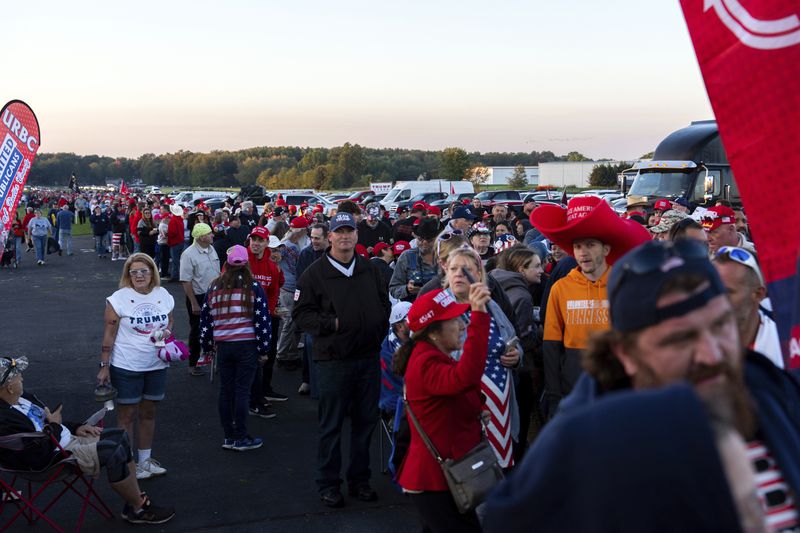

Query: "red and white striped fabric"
<box><xmin>747</xmin><ymin>440</ymin><xmax>799</xmax><ymax>532</ymax></box>
<box><xmin>482</xmin><ymin>319</ymin><xmax>513</xmax><ymax>468</ymax></box>
<box><xmin>205</xmin><ymin>289</ymin><xmax>257</xmax><ymax>343</ymax></box>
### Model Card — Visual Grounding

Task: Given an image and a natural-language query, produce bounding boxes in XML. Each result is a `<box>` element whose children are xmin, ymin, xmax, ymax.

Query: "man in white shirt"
<box><xmin>713</xmin><ymin>246</ymin><xmax>784</xmax><ymax>368</ymax></box>
<box><xmin>180</xmin><ymin>223</ymin><xmax>221</xmax><ymax>375</ymax></box>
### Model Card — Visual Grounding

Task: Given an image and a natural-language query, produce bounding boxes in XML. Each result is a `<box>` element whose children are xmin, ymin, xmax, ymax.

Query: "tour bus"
<box><xmin>625</xmin><ymin>120</ymin><xmax>740</xmax><ymax>208</ymax></box>
<box><xmin>380</xmin><ymin>181</ymin><xmax>474</xmax><ymax>212</ymax></box>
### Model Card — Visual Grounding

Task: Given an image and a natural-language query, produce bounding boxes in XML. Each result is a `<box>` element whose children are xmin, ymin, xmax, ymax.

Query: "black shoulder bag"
<box><xmin>403</xmin><ymin>391</ymin><xmax>504</xmax><ymax>513</ymax></box>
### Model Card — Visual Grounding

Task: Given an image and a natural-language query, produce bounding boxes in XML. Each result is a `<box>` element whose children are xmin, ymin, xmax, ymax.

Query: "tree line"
<box><xmin>28</xmin><ymin>145</ymin><xmax>598</xmax><ymax>190</ymax></box>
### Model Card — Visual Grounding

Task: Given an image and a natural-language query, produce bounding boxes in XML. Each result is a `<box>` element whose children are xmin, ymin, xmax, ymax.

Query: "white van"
<box><xmin>173</xmin><ymin>191</ymin><xmax>230</xmax><ymax>207</ymax></box>
<box><xmin>380</xmin><ymin>181</ymin><xmax>474</xmax><ymax>211</ymax></box>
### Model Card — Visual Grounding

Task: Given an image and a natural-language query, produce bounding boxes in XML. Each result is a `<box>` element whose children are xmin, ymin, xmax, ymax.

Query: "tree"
<box><xmin>566</xmin><ymin>151</ymin><xmax>591</xmax><ymax>162</ymax></box>
<box><xmin>507</xmin><ymin>164</ymin><xmax>528</xmax><ymax>188</ymax></box>
<box><xmin>589</xmin><ymin>162</ymin><xmax>629</xmax><ymax>187</ymax></box>
<box><xmin>466</xmin><ymin>166</ymin><xmax>490</xmax><ymax>191</ymax></box>
<box><xmin>440</xmin><ymin>147</ymin><xmax>470</xmax><ymax>181</ymax></box>
<box><xmin>640</xmin><ymin>151</ymin><xmax>654</xmax><ymax>159</ymax></box>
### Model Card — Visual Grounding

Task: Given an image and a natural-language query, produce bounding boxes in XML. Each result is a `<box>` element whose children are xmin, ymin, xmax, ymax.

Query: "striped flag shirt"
<box><xmin>200</xmin><ymin>281</ymin><xmax>271</xmax><ymax>355</ymax></box>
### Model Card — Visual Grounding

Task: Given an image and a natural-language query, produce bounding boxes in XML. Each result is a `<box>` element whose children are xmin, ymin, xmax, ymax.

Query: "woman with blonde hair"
<box><xmin>98</xmin><ymin>253</ymin><xmax>174</xmax><ymax>480</ymax></box>
<box><xmin>441</xmin><ymin>247</ymin><xmax>522</xmax><ymax>469</ymax></box>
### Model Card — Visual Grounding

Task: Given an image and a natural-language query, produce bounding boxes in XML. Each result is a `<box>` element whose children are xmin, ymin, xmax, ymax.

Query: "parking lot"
<box><xmin>0</xmin><ymin>235</ymin><xmax>416</xmax><ymax>532</ymax></box>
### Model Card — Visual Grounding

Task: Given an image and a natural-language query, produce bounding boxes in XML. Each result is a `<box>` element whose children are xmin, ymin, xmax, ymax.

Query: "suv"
<box><xmin>395</xmin><ymin>192</ymin><xmax>449</xmax><ymax>213</ymax></box>
<box><xmin>473</xmin><ymin>190</ymin><xmax>524</xmax><ymax>214</ymax></box>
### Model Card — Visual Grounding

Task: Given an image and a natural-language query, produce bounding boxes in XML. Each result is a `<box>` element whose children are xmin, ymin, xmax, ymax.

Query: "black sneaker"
<box><xmin>320</xmin><ymin>487</ymin><xmax>345</xmax><ymax>508</ymax></box>
<box><xmin>249</xmin><ymin>405</ymin><xmax>277</xmax><ymax>419</ymax></box>
<box><xmin>122</xmin><ymin>494</ymin><xmax>175</xmax><ymax>524</ymax></box>
<box><xmin>264</xmin><ymin>391</ymin><xmax>288</xmax><ymax>402</ymax></box>
<box><xmin>348</xmin><ymin>484</ymin><xmax>378</xmax><ymax>502</ymax></box>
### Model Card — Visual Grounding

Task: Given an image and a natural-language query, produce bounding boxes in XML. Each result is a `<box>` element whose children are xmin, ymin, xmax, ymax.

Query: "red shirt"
<box><xmin>248</xmin><ymin>249</ymin><xmax>283</xmax><ymax>314</ymax></box>
<box><xmin>22</xmin><ymin>212</ymin><xmax>34</xmax><ymax>232</ymax></box>
<box><xmin>167</xmin><ymin>216</ymin><xmax>184</xmax><ymax>247</ymax></box>
<box><xmin>129</xmin><ymin>209</ymin><xmax>141</xmax><ymax>243</ymax></box>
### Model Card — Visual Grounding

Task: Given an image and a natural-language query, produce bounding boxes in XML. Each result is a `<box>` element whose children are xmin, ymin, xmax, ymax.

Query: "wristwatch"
<box><xmin>99</xmin><ymin>361</ymin><xmax>110</xmax><ymax>368</ymax></box>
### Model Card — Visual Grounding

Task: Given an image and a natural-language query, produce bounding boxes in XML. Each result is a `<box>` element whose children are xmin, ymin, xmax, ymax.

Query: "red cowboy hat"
<box><xmin>530</xmin><ymin>196</ymin><xmax>650</xmax><ymax>265</ymax></box>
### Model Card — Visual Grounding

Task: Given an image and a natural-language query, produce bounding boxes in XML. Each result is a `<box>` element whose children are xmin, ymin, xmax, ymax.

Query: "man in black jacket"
<box><xmin>293</xmin><ymin>212</ymin><xmax>391</xmax><ymax>508</ymax></box>
<box><xmin>0</xmin><ymin>357</ymin><xmax>174</xmax><ymax>524</ymax></box>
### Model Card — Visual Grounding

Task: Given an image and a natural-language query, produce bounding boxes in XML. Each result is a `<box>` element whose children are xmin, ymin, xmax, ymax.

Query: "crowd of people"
<box><xmin>1</xmin><ymin>185</ymin><xmax>798</xmax><ymax>532</ymax></box>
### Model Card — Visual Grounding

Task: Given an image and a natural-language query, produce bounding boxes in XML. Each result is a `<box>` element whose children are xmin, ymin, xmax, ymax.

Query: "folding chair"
<box><xmin>378</xmin><ymin>411</ymin><xmax>394</xmax><ymax>475</ymax></box>
<box><xmin>0</xmin><ymin>431</ymin><xmax>114</xmax><ymax>532</ymax></box>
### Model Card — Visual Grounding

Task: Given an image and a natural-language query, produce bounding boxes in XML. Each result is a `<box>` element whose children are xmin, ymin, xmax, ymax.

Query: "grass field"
<box><xmin>16</xmin><ymin>207</ymin><xmax>92</xmax><ymax>236</ymax></box>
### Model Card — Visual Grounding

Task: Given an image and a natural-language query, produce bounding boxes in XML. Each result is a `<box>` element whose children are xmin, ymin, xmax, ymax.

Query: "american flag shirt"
<box><xmin>200</xmin><ymin>281</ymin><xmax>271</xmax><ymax>355</ymax></box>
<box><xmin>465</xmin><ymin>310</ymin><xmax>514</xmax><ymax>468</ymax></box>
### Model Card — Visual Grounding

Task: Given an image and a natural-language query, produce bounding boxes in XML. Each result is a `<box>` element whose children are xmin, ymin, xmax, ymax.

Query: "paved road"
<box><xmin>0</xmin><ymin>236</ymin><xmax>417</xmax><ymax>532</ymax></box>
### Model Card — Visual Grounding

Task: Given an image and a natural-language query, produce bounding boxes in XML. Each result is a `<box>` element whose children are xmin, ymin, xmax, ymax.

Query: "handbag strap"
<box><xmin>403</xmin><ymin>387</ymin><xmax>444</xmax><ymax>464</ymax></box>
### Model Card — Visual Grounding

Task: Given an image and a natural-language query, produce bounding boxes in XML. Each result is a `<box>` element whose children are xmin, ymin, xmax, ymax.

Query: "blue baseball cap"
<box><xmin>452</xmin><ymin>206</ymin><xmax>477</xmax><ymax>220</ymax></box>
<box><xmin>330</xmin><ymin>212</ymin><xmax>357</xmax><ymax>231</ymax></box>
<box><xmin>608</xmin><ymin>240</ymin><xmax>726</xmax><ymax>333</ymax></box>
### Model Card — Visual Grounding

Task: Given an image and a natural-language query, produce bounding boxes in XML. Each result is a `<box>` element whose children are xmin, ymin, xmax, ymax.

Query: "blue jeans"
<box><xmin>32</xmin><ymin>235</ymin><xmax>46</xmax><ymax>262</ymax></box>
<box><xmin>58</xmin><ymin>229</ymin><xmax>72</xmax><ymax>255</ymax></box>
<box><xmin>170</xmin><ymin>243</ymin><xmax>183</xmax><ymax>280</ymax></box>
<box><xmin>217</xmin><ymin>340</ymin><xmax>258</xmax><ymax>440</ymax></box>
<box><xmin>94</xmin><ymin>235</ymin><xmax>106</xmax><ymax>256</ymax></box>
<box><xmin>316</xmin><ymin>357</ymin><xmax>380</xmax><ymax>491</ymax></box>
<box><xmin>14</xmin><ymin>237</ymin><xmax>22</xmax><ymax>263</ymax></box>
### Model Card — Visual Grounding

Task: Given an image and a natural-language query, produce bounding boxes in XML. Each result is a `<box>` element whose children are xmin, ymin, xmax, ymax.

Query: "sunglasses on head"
<box><xmin>1</xmin><ymin>358</ymin><xmax>17</xmax><ymax>385</ymax></box>
<box><xmin>715</xmin><ymin>246</ymin><xmax>764</xmax><ymax>287</ymax></box>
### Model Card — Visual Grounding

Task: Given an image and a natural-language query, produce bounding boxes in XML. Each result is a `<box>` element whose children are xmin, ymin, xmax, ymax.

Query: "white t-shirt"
<box><xmin>754</xmin><ymin>309</ymin><xmax>784</xmax><ymax>369</ymax></box>
<box><xmin>107</xmin><ymin>287</ymin><xmax>174</xmax><ymax>372</ymax></box>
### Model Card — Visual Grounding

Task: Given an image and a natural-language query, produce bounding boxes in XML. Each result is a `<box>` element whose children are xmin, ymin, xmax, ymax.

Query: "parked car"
<box><xmin>394</xmin><ymin>191</ymin><xmax>450</xmax><ymax>213</ymax></box>
<box><xmin>336</xmin><ymin>190</ymin><xmax>375</xmax><ymax>204</ymax></box>
<box><xmin>473</xmin><ymin>190</ymin><xmax>525</xmax><ymax>214</ymax></box>
<box><xmin>429</xmin><ymin>192</ymin><xmax>475</xmax><ymax>209</ymax></box>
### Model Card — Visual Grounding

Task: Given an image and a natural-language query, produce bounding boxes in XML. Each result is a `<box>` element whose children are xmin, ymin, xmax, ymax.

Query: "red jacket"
<box><xmin>248</xmin><ymin>249</ymin><xmax>283</xmax><ymax>314</ymax></box>
<box><xmin>397</xmin><ymin>311</ymin><xmax>490</xmax><ymax>492</ymax></box>
<box><xmin>167</xmin><ymin>215</ymin><xmax>184</xmax><ymax>247</ymax></box>
<box><xmin>129</xmin><ymin>209</ymin><xmax>141</xmax><ymax>243</ymax></box>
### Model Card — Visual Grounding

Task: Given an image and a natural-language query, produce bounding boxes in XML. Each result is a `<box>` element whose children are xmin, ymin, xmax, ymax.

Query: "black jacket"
<box><xmin>293</xmin><ymin>253</ymin><xmax>390</xmax><ymax>362</ymax></box>
<box><xmin>0</xmin><ymin>393</ymin><xmax>80</xmax><ymax>471</ymax></box>
<box><xmin>357</xmin><ymin>220</ymin><xmax>392</xmax><ymax>249</ymax></box>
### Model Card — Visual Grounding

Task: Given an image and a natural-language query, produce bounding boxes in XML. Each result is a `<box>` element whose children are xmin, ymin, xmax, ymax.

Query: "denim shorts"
<box><xmin>110</xmin><ymin>366</ymin><xmax>168</xmax><ymax>404</ymax></box>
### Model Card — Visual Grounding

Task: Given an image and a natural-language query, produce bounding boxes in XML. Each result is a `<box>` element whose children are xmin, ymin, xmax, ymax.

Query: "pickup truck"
<box><xmin>473</xmin><ymin>190</ymin><xmax>525</xmax><ymax>215</ymax></box>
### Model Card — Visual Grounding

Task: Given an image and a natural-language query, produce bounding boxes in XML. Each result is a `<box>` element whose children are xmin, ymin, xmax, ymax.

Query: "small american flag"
<box><xmin>482</xmin><ymin>320</ymin><xmax>514</xmax><ymax>468</ymax></box>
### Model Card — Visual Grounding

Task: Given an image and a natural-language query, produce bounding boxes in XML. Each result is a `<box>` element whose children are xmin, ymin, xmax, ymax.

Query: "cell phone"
<box><xmin>461</xmin><ymin>266</ymin><xmax>476</xmax><ymax>284</ymax></box>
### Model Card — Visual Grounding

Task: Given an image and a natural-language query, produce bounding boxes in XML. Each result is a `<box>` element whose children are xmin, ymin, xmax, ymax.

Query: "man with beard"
<box><xmin>484</xmin><ymin>239</ymin><xmax>800</xmax><ymax>533</ymax></box>
<box><xmin>357</xmin><ymin>202</ymin><xmax>392</xmax><ymax>253</ymax></box>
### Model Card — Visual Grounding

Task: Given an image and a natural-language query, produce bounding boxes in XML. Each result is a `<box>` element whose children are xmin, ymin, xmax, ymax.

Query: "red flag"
<box><xmin>680</xmin><ymin>0</ymin><xmax>800</xmax><ymax>366</ymax></box>
<box><xmin>0</xmin><ymin>100</ymin><xmax>40</xmax><ymax>240</ymax></box>
<box><xmin>450</xmin><ymin>182</ymin><xmax>455</xmax><ymax>195</ymax></box>
<box><xmin>119</xmin><ymin>179</ymin><xmax>129</xmax><ymax>195</ymax></box>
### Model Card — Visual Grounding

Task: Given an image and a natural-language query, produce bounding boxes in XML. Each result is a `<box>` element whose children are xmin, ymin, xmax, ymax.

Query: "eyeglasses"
<box><xmin>610</xmin><ymin>239</ymin><xmax>710</xmax><ymax>301</ymax></box>
<box><xmin>129</xmin><ymin>268</ymin><xmax>151</xmax><ymax>277</ymax></box>
<box><xmin>438</xmin><ymin>229</ymin><xmax>463</xmax><ymax>241</ymax></box>
<box><xmin>1</xmin><ymin>358</ymin><xmax>17</xmax><ymax>385</ymax></box>
<box><xmin>715</xmin><ymin>246</ymin><xmax>764</xmax><ymax>287</ymax></box>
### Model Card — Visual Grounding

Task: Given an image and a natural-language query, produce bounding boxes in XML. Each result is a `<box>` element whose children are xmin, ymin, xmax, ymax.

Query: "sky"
<box><xmin>4</xmin><ymin>0</ymin><xmax>713</xmax><ymax>160</ymax></box>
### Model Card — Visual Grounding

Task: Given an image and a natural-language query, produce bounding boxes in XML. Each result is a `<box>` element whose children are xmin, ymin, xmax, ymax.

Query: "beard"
<box><xmin>634</xmin><ymin>360</ymin><xmax>757</xmax><ymax>440</ymax></box>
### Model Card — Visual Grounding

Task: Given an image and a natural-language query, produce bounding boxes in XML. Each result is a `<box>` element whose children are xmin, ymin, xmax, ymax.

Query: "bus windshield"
<box><xmin>628</xmin><ymin>170</ymin><xmax>694</xmax><ymax>198</ymax></box>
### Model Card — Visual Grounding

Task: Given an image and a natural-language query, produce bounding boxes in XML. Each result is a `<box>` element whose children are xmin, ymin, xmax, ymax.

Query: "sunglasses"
<box><xmin>715</xmin><ymin>246</ymin><xmax>764</xmax><ymax>287</ymax></box>
<box><xmin>129</xmin><ymin>268</ymin><xmax>151</xmax><ymax>277</ymax></box>
<box><xmin>610</xmin><ymin>239</ymin><xmax>710</xmax><ymax>301</ymax></box>
<box><xmin>1</xmin><ymin>358</ymin><xmax>17</xmax><ymax>385</ymax></box>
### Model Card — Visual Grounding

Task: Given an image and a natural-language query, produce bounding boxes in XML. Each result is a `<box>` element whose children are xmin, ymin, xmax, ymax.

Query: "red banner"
<box><xmin>0</xmin><ymin>100</ymin><xmax>40</xmax><ymax>239</ymax></box>
<box><xmin>680</xmin><ymin>0</ymin><xmax>800</xmax><ymax>366</ymax></box>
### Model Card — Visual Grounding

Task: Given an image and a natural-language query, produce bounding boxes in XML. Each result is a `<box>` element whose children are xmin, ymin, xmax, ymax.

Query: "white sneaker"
<box><xmin>137</xmin><ymin>458</ymin><xmax>167</xmax><ymax>479</ymax></box>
